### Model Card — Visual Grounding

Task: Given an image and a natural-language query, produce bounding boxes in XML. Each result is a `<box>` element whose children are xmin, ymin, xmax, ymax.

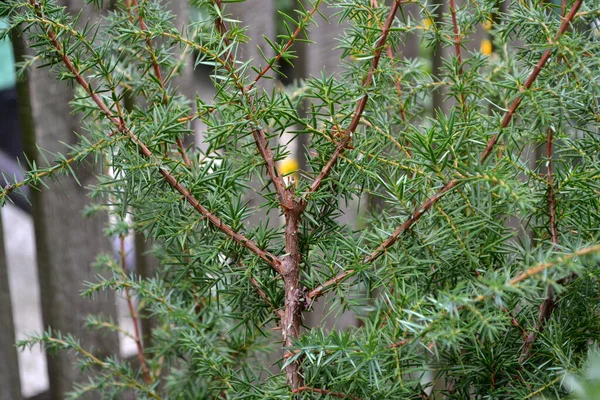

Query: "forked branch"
<box><xmin>27</xmin><ymin>0</ymin><xmax>282</xmax><ymax>273</ymax></box>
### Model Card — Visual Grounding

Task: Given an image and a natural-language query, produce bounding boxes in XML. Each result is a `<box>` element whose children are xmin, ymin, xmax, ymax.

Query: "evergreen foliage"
<box><xmin>2</xmin><ymin>0</ymin><xmax>600</xmax><ymax>398</ymax></box>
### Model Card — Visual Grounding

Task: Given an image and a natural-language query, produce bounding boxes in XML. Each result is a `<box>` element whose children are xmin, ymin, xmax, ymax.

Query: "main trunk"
<box><xmin>282</xmin><ymin>209</ymin><xmax>303</xmax><ymax>389</ymax></box>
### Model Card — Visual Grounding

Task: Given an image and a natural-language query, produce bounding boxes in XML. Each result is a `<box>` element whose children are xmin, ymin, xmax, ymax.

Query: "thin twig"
<box><xmin>193</xmin><ymin>5</ymin><xmax>291</xmax><ymax>209</ymax></box>
<box><xmin>510</xmin><ymin>243</ymin><xmax>600</xmax><ymax>286</ymax></box>
<box><xmin>29</xmin><ymin>0</ymin><xmax>282</xmax><ymax>273</ymax></box>
<box><xmin>369</xmin><ymin>0</ymin><xmax>583</xmax><ymax>261</ymax></box>
<box><xmin>252</xmin><ymin>128</ymin><xmax>293</xmax><ymax>209</ymax></box>
<box><xmin>246</xmin><ymin>0</ymin><xmax>323</xmax><ymax>92</ymax></box>
<box><xmin>370</xmin><ymin>0</ymin><xmax>406</xmax><ymax>121</ymax></box>
<box><xmin>307</xmin><ymin>269</ymin><xmax>354</xmax><ymax>300</ymax></box>
<box><xmin>449</xmin><ymin>0</ymin><xmax>466</xmax><ymax>110</ymax></box>
<box><xmin>518</xmin><ymin>126</ymin><xmax>560</xmax><ymax>362</ymax></box>
<box><xmin>467</xmin><ymin>242</ymin><xmax>600</xmax><ymax>304</ymax></box>
<box><xmin>131</xmin><ymin>0</ymin><xmax>191</xmax><ymax>167</ymax></box>
<box><xmin>365</xmin><ymin>179</ymin><xmax>459</xmax><ymax>263</ymax></box>
<box><xmin>120</xmin><ymin>236</ymin><xmax>151</xmax><ymax>384</ymax></box>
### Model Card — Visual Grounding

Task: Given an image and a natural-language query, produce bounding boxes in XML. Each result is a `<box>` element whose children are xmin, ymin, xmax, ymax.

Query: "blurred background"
<box><xmin>0</xmin><ymin>1</ymin><xmax>494</xmax><ymax>398</ymax></box>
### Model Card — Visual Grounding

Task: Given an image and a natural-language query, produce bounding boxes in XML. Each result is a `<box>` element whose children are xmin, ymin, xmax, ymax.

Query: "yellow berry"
<box><xmin>481</xmin><ymin>39</ymin><xmax>493</xmax><ymax>56</ymax></box>
<box><xmin>280</xmin><ymin>158</ymin><xmax>299</xmax><ymax>176</ymax></box>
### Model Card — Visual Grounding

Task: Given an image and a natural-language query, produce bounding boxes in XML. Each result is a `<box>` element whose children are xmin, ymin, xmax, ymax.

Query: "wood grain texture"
<box><xmin>16</xmin><ymin>2</ymin><xmax>119</xmax><ymax>398</ymax></box>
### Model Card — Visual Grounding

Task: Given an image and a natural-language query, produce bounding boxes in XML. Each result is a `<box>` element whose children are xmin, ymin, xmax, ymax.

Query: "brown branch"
<box><xmin>365</xmin><ymin>179</ymin><xmax>459</xmax><ymax>264</ymax></box>
<box><xmin>120</xmin><ymin>236</ymin><xmax>151</xmax><ymax>384</ymax></box>
<box><xmin>30</xmin><ymin>0</ymin><xmax>282</xmax><ymax>273</ymax></box>
<box><xmin>307</xmin><ymin>269</ymin><xmax>355</xmax><ymax>300</ymax></box>
<box><xmin>131</xmin><ymin>0</ymin><xmax>191</xmax><ymax>167</ymax></box>
<box><xmin>518</xmin><ymin>0</ymin><xmax>580</xmax><ymax>362</ymax></box>
<box><xmin>546</xmin><ymin>126</ymin><xmax>559</xmax><ymax>248</ymax></box>
<box><xmin>252</xmin><ymin>128</ymin><xmax>293</xmax><ymax>209</ymax></box>
<box><xmin>212</xmin><ymin>0</ymin><xmax>230</xmax><ymax>45</ymax></box>
<box><xmin>481</xmin><ymin>0</ymin><xmax>583</xmax><ymax>163</ymax></box>
<box><xmin>212</xmin><ymin>0</ymin><xmax>240</xmax><ymax>74</ymax></box>
<box><xmin>367</xmin><ymin>0</ymin><xmax>583</xmax><ymax>262</ymax></box>
<box><xmin>300</xmin><ymin>0</ymin><xmax>402</xmax><ymax>206</ymax></box>
<box><xmin>200</xmin><ymin>3</ymin><xmax>291</xmax><ymax>209</ymax></box>
<box><xmin>246</xmin><ymin>0</ymin><xmax>323</xmax><ymax>92</ymax></box>
<box><xmin>510</xmin><ymin>243</ymin><xmax>600</xmax><ymax>286</ymax></box>
<box><xmin>132</xmin><ymin>0</ymin><xmax>164</xmax><ymax>85</ymax></box>
<box><xmin>519</xmin><ymin>125</ymin><xmax>560</xmax><ymax>364</ymax></box>
<box><xmin>292</xmin><ymin>386</ymin><xmax>360</xmax><ymax>400</ymax></box>
<box><xmin>449</xmin><ymin>0</ymin><xmax>466</xmax><ymax>110</ymax></box>
<box><xmin>371</xmin><ymin>0</ymin><xmax>407</xmax><ymax>121</ymax></box>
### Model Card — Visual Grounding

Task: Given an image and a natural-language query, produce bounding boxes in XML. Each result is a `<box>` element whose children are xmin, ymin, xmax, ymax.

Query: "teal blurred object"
<box><xmin>0</xmin><ymin>20</ymin><xmax>16</xmax><ymax>91</ymax></box>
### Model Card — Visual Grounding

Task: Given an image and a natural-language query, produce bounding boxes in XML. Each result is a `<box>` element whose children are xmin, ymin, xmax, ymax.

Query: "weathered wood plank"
<box><xmin>13</xmin><ymin>2</ymin><xmax>119</xmax><ymax>398</ymax></box>
<box><xmin>0</xmin><ymin>211</ymin><xmax>23</xmax><ymax>400</ymax></box>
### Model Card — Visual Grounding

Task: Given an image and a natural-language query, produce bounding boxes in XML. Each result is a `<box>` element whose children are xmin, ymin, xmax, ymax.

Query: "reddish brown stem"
<box><xmin>365</xmin><ymin>180</ymin><xmax>458</xmax><ymax>263</ymax></box>
<box><xmin>546</xmin><ymin>127</ymin><xmax>559</xmax><ymax>247</ymax></box>
<box><xmin>120</xmin><ymin>236</ymin><xmax>151</xmax><ymax>384</ymax></box>
<box><xmin>131</xmin><ymin>0</ymin><xmax>191</xmax><ymax>167</ymax></box>
<box><xmin>212</xmin><ymin>0</ymin><xmax>238</xmax><ymax>71</ymax></box>
<box><xmin>207</xmin><ymin>3</ymin><xmax>290</xmax><ymax>209</ymax></box>
<box><xmin>308</xmin><ymin>269</ymin><xmax>355</xmax><ymax>300</ymax></box>
<box><xmin>281</xmin><ymin>206</ymin><xmax>305</xmax><ymax>389</ymax></box>
<box><xmin>132</xmin><ymin>0</ymin><xmax>163</xmax><ymax>85</ymax></box>
<box><xmin>31</xmin><ymin>0</ymin><xmax>281</xmax><ymax>273</ymax></box>
<box><xmin>213</xmin><ymin>0</ymin><xmax>230</xmax><ymax>43</ymax></box>
<box><xmin>372</xmin><ymin>0</ymin><xmax>583</xmax><ymax>259</ymax></box>
<box><xmin>292</xmin><ymin>386</ymin><xmax>360</xmax><ymax>400</ymax></box>
<box><xmin>371</xmin><ymin>0</ymin><xmax>407</xmax><ymax>121</ymax></box>
<box><xmin>246</xmin><ymin>1</ymin><xmax>322</xmax><ymax>92</ymax></box>
<box><xmin>510</xmin><ymin>243</ymin><xmax>600</xmax><ymax>286</ymax></box>
<box><xmin>253</xmin><ymin>128</ymin><xmax>293</xmax><ymax>209</ymax></box>
<box><xmin>519</xmin><ymin>128</ymin><xmax>560</xmax><ymax>364</ymax></box>
<box><xmin>518</xmin><ymin>0</ymin><xmax>578</xmax><ymax>362</ymax></box>
<box><xmin>449</xmin><ymin>0</ymin><xmax>466</xmax><ymax>109</ymax></box>
<box><xmin>272</xmin><ymin>2</ymin><xmax>399</xmax><ymax>390</ymax></box>
<box><xmin>301</xmin><ymin>0</ymin><xmax>402</xmax><ymax>205</ymax></box>
<box><xmin>481</xmin><ymin>0</ymin><xmax>583</xmax><ymax>163</ymax></box>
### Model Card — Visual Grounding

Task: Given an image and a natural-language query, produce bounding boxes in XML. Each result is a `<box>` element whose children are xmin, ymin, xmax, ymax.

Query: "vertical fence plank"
<box><xmin>0</xmin><ymin>213</ymin><xmax>22</xmax><ymax>400</ymax></box>
<box><xmin>227</xmin><ymin>1</ymin><xmax>278</xmax><ymax>229</ymax></box>
<box><xmin>14</xmin><ymin>2</ymin><xmax>119</xmax><ymax>398</ymax></box>
<box><xmin>228</xmin><ymin>1</ymin><xmax>276</xmax><ymax>90</ymax></box>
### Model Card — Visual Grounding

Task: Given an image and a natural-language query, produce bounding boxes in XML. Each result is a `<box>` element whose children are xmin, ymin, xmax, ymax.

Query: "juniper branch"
<box><xmin>26</xmin><ymin>0</ymin><xmax>282</xmax><ymax>272</ymax></box>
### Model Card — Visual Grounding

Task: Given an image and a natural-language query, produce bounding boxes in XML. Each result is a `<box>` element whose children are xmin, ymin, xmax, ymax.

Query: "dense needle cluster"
<box><xmin>2</xmin><ymin>0</ymin><xmax>600</xmax><ymax>398</ymax></box>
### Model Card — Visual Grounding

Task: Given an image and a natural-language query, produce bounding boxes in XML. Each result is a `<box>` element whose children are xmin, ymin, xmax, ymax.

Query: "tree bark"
<box><xmin>281</xmin><ymin>208</ymin><xmax>304</xmax><ymax>388</ymax></box>
<box><xmin>14</xmin><ymin>2</ymin><xmax>119</xmax><ymax>398</ymax></box>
